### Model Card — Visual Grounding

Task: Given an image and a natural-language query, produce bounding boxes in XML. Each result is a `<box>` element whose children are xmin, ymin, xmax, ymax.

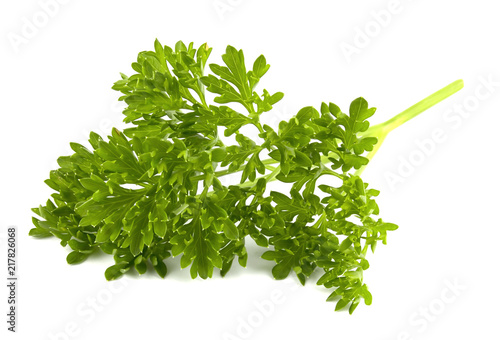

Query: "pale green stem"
<box><xmin>362</xmin><ymin>79</ymin><xmax>464</xmax><ymax>137</ymax></box>
<box><xmin>354</xmin><ymin>79</ymin><xmax>464</xmax><ymax>176</ymax></box>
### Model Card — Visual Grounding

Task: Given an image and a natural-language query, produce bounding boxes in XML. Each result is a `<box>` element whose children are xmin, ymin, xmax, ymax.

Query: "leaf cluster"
<box><xmin>30</xmin><ymin>40</ymin><xmax>398</xmax><ymax>313</ymax></box>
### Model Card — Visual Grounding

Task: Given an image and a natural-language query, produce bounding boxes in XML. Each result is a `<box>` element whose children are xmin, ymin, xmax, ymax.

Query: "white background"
<box><xmin>1</xmin><ymin>0</ymin><xmax>499</xmax><ymax>339</ymax></box>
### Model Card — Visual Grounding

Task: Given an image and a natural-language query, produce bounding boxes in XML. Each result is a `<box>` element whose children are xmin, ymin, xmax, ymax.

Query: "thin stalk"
<box><xmin>355</xmin><ymin>79</ymin><xmax>464</xmax><ymax>176</ymax></box>
<box><xmin>361</xmin><ymin>79</ymin><xmax>464</xmax><ymax>137</ymax></box>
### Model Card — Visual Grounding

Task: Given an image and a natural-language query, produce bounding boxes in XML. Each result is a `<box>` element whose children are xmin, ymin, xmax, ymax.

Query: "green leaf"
<box><xmin>252</xmin><ymin>55</ymin><xmax>270</xmax><ymax>79</ymax></box>
<box><xmin>272</xmin><ymin>261</ymin><xmax>292</xmax><ymax>280</ymax></box>
<box><xmin>28</xmin><ymin>227</ymin><xmax>52</xmax><ymax>238</ymax></box>
<box><xmin>105</xmin><ymin>263</ymin><xmax>130</xmax><ymax>281</ymax></box>
<box><xmin>211</xmin><ymin>147</ymin><xmax>227</xmax><ymax>162</ymax></box>
<box><xmin>349</xmin><ymin>297</ymin><xmax>361</xmax><ymax>314</ymax></box>
<box><xmin>134</xmin><ymin>257</ymin><xmax>148</xmax><ymax>275</ymax></box>
<box><xmin>154</xmin><ymin>258</ymin><xmax>168</xmax><ymax>278</ymax></box>
<box><xmin>219</xmin><ymin>45</ymin><xmax>249</xmax><ymax>98</ymax></box>
<box><xmin>296</xmin><ymin>106</ymin><xmax>319</xmax><ymax>125</ymax></box>
<box><xmin>335</xmin><ymin>298</ymin><xmax>350</xmax><ymax>311</ymax></box>
<box><xmin>223</xmin><ymin>219</ymin><xmax>239</xmax><ymax>240</ymax></box>
<box><xmin>339</xmin><ymin>238</ymin><xmax>352</xmax><ymax>252</ymax></box>
<box><xmin>66</xmin><ymin>251</ymin><xmax>89</xmax><ymax>265</ymax></box>
<box><xmin>261</xmin><ymin>251</ymin><xmax>276</xmax><ymax>261</ymax></box>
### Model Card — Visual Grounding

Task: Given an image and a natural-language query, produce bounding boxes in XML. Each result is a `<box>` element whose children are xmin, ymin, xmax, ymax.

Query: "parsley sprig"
<box><xmin>30</xmin><ymin>40</ymin><xmax>463</xmax><ymax>313</ymax></box>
